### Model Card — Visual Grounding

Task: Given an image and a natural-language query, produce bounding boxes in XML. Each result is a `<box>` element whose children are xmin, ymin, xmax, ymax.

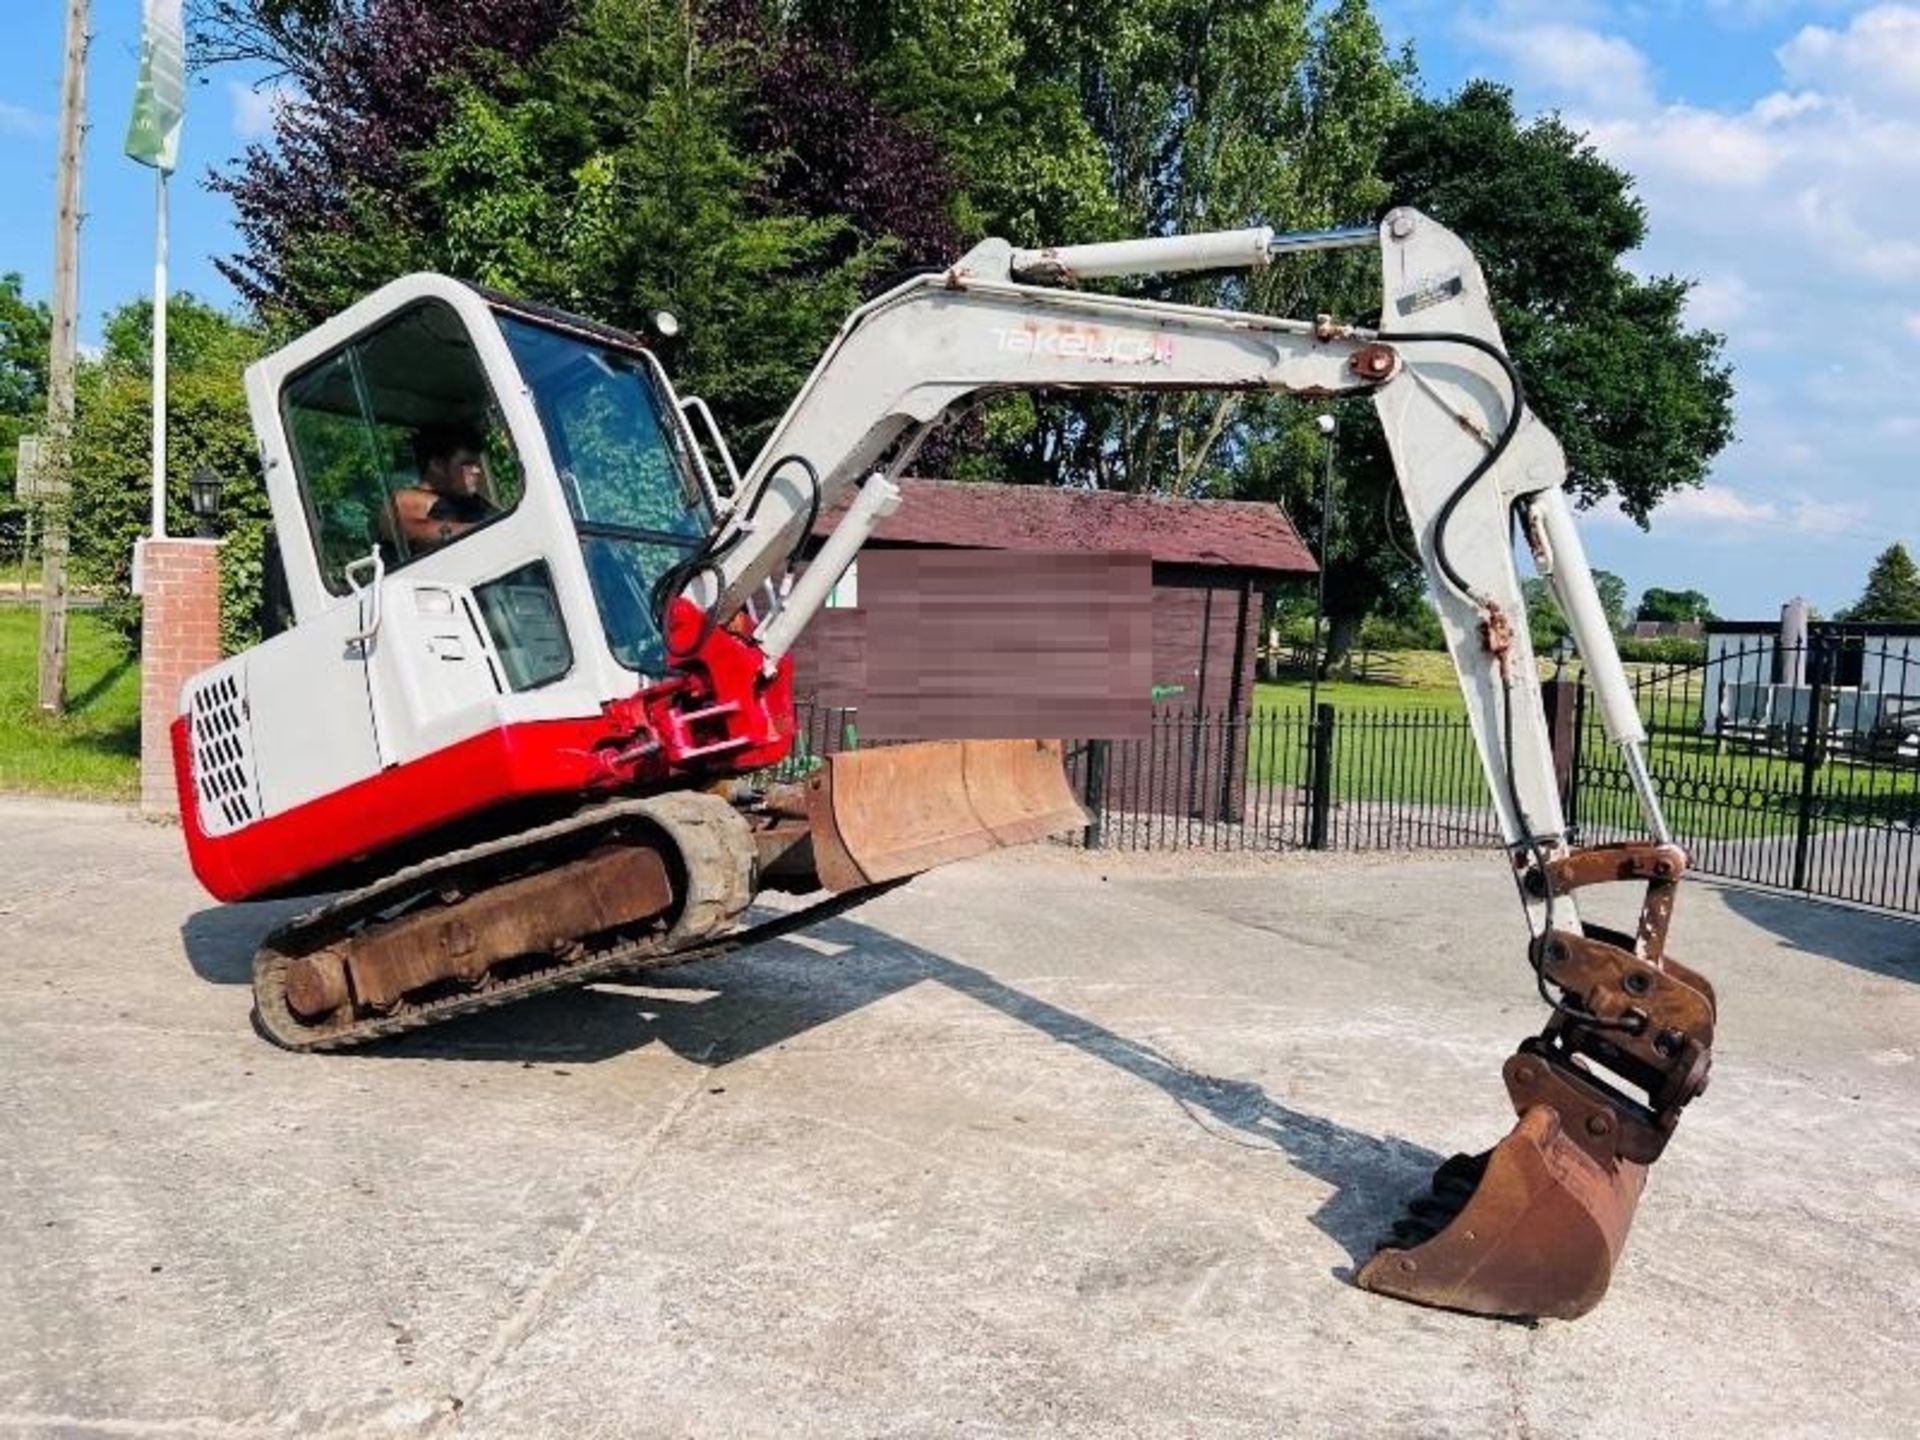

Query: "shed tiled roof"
<box><xmin>812</xmin><ymin>478</ymin><xmax>1316</xmax><ymax>576</ymax></box>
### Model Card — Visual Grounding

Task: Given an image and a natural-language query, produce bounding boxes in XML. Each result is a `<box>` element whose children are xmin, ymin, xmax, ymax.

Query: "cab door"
<box><xmin>241</xmin><ymin>579</ymin><xmax>385</xmax><ymax>817</ymax></box>
<box><xmin>270</xmin><ymin>296</ymin><xmax>568</xmax><ymax>771</ymax></box>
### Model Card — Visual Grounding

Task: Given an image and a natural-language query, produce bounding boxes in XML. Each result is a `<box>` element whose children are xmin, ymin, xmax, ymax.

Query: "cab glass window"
<box><xmin>474</xmin><ymin>560</ymin><xmax>572</xmax><ymax>691</ymax></box>
<box><xmin>496</xmin><ymin>314</ymin><xmax>713</xmax><ymax>673</ymax></box>
<box><xmin>280</xmin><ymin>299</ymin><xmax>525</xmax><ymax>595</ymax></box>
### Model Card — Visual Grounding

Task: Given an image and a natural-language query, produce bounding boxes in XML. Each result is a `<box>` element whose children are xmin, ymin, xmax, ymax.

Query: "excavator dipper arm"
<box><xmin>1355</xmin><ymin>210</ymin><xmax>1717</xmax><ymax>1318</ymax></box>
<box><xmin>672</xmin><ymin>207</ymin><xmax>1715</xmax><ymax>1320</ymax></box>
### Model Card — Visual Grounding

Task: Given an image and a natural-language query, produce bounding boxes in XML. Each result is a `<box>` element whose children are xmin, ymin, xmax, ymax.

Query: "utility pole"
<box><xmin>39</xmin><ymin>0</ymin><xmax>89</xmax><ymax>715</ymax></box>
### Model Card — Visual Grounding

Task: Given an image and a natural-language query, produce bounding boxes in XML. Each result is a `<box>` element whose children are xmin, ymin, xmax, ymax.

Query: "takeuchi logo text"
<box><xmin>991</xmin><ymin>323</ymin><xmax>1175</xmax><ymax>365</ymax></box>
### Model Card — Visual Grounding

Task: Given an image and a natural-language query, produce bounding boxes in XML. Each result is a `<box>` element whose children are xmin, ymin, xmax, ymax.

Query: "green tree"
<box><xmin>243</xmin><ymin>0</ymin><xmax>882</xmax><ymax>454</ymax></box>
<box><xmin>67</xmin><ymin>296</ymin><xmax>271</xmax><ymax>650</ymax></box>
<box><xmin>1518</xmin><ymin>568</ymin><xmax>1624</xmax><ymax>650</ymax></box>
<box><xmin>100</xmin><ymin>292</ymin><xmax>267</xmax><ymax>377</ymax></box>
<box><xmin>1848</xmin><ymin>542</ymin><xmax>1920</xmax><ymax>623</ymax></box>
<box><xmin>832</xmin><ymin>0</ymin><xmax>1413</xmax><ymax>493</ymax></box>
<box><xmin>1380</xmin><ymin>83</ymin><xmax>1734</xmax><ymax>522</ymax></box>
<box><xmin>1257</xmin><ymin>80</ymin><xmax>1738</xmax><ymax>667</ymax></box>
<box><xmin>1593</xmin><ymin>569</ymin><xmax>1629</xmax><ymax>633</ymax></box>
<box><xmin>0</xmin><ymin>273</ymin><xmax>52</xmax><ymax>569</ymax></box>
<box><xmin>1636</xmin><ymin>587</ymin><xmax>1715</xmax><ymax>624</ymax></box>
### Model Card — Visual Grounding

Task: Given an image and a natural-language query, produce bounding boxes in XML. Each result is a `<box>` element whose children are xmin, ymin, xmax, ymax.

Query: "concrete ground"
<box><xmin>1</xmin><ymin>795</ymin><xmax>1916</xmax><ymax>1438</ymax></box>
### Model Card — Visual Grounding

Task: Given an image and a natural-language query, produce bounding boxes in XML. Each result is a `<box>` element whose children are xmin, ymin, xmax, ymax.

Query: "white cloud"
<box><xmin>227</xmin><ymin>80</ymin><xmax>293</xmax><ymax>140</ymax></box>
<box><xmin>1433</xmin><ymin>7</ymin><xmax>1920</xmax><ymax>607</ymax></box>
<box><xmin>1686</xmin><ymin>273</ymin><xmax>1757</xmax><ymax>329</ymax></box>
<box><xmin>1582</xmin><ymin>103</ymin><xmax>1784</xmax><ymax>186</ymax></box>
<box><xmin>1707</xmin><ymin>0</ymin><xmax>1856</xmax><ymax>25</ymax></box>
<box><xmin>1750</xmin><ymin>89</ymin><xmax>1825</xmax><ymax>123</ymax></box>
<box><xmin>1463</xmin><ymin>22</ymin><xmax>1655</xmax><ymax>109</ymax></box>
<box><xmin>1639</xmin><ymin>485</ymin><xmax>1871</xmax><ymax>539</ymax></box>
<box><xmin>1660</xmin><ymin>484</ymin><xmax>1780</xmax><ymax>524</ymax></box>
<box><xmin>1787</xmin><ymin>498</ymin><xmax>1876</xmax><ymax>536</ymax></box>
<box><xmin>0</xmin><ymin>102</ymin><xmax>53</xmax><ymax>138</ymax></box>
<box><xmin>1779</xmin><ymin>5</ymin><xmax>1920</xmax><ymax>106</ymax></box>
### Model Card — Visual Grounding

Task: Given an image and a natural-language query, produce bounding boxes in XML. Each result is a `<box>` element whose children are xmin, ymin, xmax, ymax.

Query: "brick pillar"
<box><xmin>139</xmin><ymin>538</ymin><xmax>223</xmax><ymax>815</ymax></box>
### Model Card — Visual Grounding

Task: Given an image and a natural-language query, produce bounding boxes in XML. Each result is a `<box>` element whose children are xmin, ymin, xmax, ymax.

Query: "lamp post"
<box><xmin>1305</xmin><ymin>412</ymin><xmax>1338</xmax><ymax>721</ymax></box>
<box><xmin>188</xmin><ymin>465</ymin><xmax>223</xmax><ymax>540</ymax></box>
<box><xmin>1551</xmin><ymin>632</ymin><xmax>1576</xmax><ymax>682</ymax></box>
<box><xmin>1301</xmin><ymin>413</ymin><xmax>1338</xmax><ymax>848</ymax></box>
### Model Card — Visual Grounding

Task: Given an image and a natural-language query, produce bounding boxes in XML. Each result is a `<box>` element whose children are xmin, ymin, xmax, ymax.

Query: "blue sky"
<box><xmin>2</xmin><ymin>1</ymin><xmax>1916</xmax><ymax>621</ymax></box>
<box><xmin>0</xmin><ymin>6</ymin><xmax>269</xmax><ymax>338</ymax></box>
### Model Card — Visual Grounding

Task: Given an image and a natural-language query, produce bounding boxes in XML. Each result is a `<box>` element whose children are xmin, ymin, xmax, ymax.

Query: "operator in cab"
<box><xmin>394</xmin><ymin>422</ymin><xmax>496</xmax><ymax>553</ymax></box>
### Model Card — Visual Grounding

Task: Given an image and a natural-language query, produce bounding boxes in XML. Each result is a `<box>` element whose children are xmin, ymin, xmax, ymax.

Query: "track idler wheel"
<box><xmin>1356</xmin><ymin>1106</ymin><xmax>1647</xmax><ymax>1320</ymax></box>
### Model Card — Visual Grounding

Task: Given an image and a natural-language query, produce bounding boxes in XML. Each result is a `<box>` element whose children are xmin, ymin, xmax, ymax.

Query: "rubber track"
<box><xmin>252</xmin><ymin>792</ymin><xmax>901</xmax><ymax>1052</ymax></box>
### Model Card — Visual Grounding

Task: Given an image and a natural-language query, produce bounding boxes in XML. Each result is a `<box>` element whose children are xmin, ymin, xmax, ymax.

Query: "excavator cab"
<box><xmin>262</xmin><ymin>280</ymin><xmax>722</xmax><ymax>691</ymax></box>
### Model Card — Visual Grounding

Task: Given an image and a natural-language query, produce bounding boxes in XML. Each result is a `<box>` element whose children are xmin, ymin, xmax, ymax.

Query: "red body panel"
<box><xmin>172</xmin><ymin>711</ymin><xmax>640</xmax><ymax>901</ymax></box>
<box><xmin>173</xmin><ymin>600</ymin><xmax>797</xmax><ymax>903</ymax></box>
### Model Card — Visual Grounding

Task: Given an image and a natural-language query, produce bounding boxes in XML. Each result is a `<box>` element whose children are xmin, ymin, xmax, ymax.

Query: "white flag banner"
<box><xmin>125</xmin><ymin>0</ymin><xmax>186</xmax><ymax>173</ymax></box>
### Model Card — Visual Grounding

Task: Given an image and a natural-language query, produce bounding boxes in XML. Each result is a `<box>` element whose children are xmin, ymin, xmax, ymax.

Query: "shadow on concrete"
<box><xmin>182</xmin><ymin>900</ymin><xmax>312</xmax><ymax>985</ymax></box>
<box><xmin>1719</xmin><ymin>885</ymin><xmax>1919</xmax><ymax>984</ymax></box>
<box><xmin>181</xmin><ymin>896</ymin><xmax>1441</xmax><ymax>1267</ymax></box>
<box><xmin>797</xmin><ymin>916</ymin><xmax>1445</xmax><ymax>1271</ymax></box>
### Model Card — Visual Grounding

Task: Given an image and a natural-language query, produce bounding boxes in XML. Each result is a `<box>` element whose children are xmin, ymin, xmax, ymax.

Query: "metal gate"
<box><xmin>1569</xmin><ymin>633</ymin><xmax>1920</xmax><ymax>913</ymax></box>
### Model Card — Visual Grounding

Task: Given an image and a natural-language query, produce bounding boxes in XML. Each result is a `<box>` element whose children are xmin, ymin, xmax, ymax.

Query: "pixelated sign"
<box><xmin>829</xmin><ymin>548</ymin><xmax>1153</xmax><ymax>740</ymax></box>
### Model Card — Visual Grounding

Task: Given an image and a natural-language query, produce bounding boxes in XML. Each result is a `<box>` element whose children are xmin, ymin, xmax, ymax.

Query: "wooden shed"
<box><xmin>792</xmin><ymin>478</ymin><xmax>1317</xmax><ymax>820</ymax></box>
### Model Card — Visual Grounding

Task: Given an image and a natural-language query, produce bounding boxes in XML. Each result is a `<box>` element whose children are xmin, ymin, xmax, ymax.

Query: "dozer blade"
<box><xmin>805</xmin><ymin>739</ymin><xmax>1085</xmax><ymax>891</ymax></box>
<box><xmin>1356</xmin><ymin>1105</ymin><xmax>1647</xmax><ymax>1320</ymax></box>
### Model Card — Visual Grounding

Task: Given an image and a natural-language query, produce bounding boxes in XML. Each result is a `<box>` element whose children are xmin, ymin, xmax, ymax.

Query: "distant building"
<box><xmin>800</xmin><ymin>478</ymin><xmax>1315</xmax><ymax>719</ymax></box>
<box><xmin>1702</xmin><ymin>617</ymin><xmax>1920</xmax><ymax>757</ymax></box>
<box><xmin>1630</xmin><ymin>619</ymin><xmax>1704</xmax><ymax>640</ymax></box>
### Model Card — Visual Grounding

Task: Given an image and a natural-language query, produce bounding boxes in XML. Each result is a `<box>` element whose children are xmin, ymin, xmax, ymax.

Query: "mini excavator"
<box><xmin>172</xmin><ymin>209</ymin><xmax>1714</xmax><ymax>1320</ymax></box>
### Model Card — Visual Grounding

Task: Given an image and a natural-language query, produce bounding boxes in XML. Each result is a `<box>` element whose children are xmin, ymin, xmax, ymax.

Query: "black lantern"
<box><xmin>188</xmin><ymin>465</ymin><xmax>224</xmax><ymax>539</ymax></box>
<box><xmin>1551</xmin><ymin>632</ymin><xmax>1576</xmax><ymax>680</ymax></box>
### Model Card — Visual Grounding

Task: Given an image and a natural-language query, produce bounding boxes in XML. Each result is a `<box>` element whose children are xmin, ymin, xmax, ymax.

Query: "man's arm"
<box><xmin>393</xmin><ymin>488</ymin><xmax>480</xmax><ymax>551</ymax></box>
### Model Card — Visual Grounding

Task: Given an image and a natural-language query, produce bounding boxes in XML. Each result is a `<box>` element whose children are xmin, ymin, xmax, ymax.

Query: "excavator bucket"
<box><xmin>804</xmin><ymin>739</ymin><xmax>1086</xmax><ymax>891</ymax></box>
<box><xmin>1356</xmin><ymin>1106</ymin><xmax>1647</xmax><ymax>1320</ymax></box>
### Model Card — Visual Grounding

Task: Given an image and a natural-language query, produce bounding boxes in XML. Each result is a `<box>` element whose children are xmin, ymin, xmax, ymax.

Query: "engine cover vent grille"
<box><xmin>187</xmin><ymin>669</ymin><xmax>261</xmax><ymax>836</ymax></box>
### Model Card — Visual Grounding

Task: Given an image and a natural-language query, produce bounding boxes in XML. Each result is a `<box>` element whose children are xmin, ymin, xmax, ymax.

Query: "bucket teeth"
<box><xmin>1430</xmin><ymin>1151</ymin><xmax>1488</xmax><ymax>1195</ymax></box>
<box><xmin>1382</xmin><ymin>1154</ymin><xmax>1485</xmax><ymax>1248</ymax></box>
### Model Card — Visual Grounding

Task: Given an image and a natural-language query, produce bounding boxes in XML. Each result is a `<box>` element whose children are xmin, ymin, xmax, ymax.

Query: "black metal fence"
<box><xmin>784</xmin><ymin>627</ymin><xmax>1920</xmax><ymax>917</ymax></box>
<box><xmin>781</xmin><ymin>701</ymin><xmax>1504</xmax><ymax>855</ymax></box>
<box><xmin>1571</xmin><ymin>635</ymin><xmax>1919</xmax><ymax>913</ymax></box>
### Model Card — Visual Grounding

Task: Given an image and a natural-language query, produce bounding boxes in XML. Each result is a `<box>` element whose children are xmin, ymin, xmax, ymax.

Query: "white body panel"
<box><xmin>241</xmin><ymin>601</ymin><xmax>382</xmax><ymax>818</ymax></box>
<box><xmin>1369</xmin><ymin>210</ymin><xmax>1569</xmax><ymax>852</ymax></box>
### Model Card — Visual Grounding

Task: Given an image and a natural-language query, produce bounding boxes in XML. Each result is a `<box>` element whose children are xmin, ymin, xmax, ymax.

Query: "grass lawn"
<box><xmin>1242</xmin><ymin>650</ymin><xmax>1919</xmax><ymax>840</ymax></box>
<box><xmin>1256</xmin><ymin>648</ymin><xmax>1470</xmax><ymax>714</ymax></box>
<box><xmin>0</xmin><ymin>606</ymin><xmax>140</xmax><ymax>800</ymax></box>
